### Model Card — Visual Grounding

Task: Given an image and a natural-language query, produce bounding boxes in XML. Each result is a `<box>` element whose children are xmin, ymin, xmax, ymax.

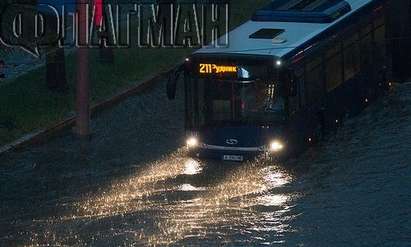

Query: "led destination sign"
<box><xmin>199</xmin><ymin>63</ymin><xmax>237</xmax><ymax>74</ymax></box>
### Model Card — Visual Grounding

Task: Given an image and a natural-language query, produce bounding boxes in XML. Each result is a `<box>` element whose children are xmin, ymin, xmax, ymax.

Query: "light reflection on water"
<box><xmin>26</xmin><ymin>151</ymin><xmax>297</xmax><ymax>246</ymax></box>
<box><xmin>257</xmin><ymin>194</ymin><xmax>288</xmax><ymax>207</ymax></box>
<box><xmin>178</xmin><ymin>184</ymin><xmax>206</xmax><ymax>191</ymax></box>
<box><xmin>182</xmin><ymin>158</ymin><xmax>203</xmax><ymax>175</ymax></box>
<box><xmin>72</xmin><ymin>149</ymin><xmax>196</xmax><ymax>218</ymax></box>
<box><xmin>143</xmin><ymin>160</ymin><xmax>296</xmax><ymax>245</ymax></box>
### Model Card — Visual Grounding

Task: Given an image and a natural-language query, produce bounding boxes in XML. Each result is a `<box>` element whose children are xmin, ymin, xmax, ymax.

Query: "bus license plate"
<box><xmin>223</xmin><ymin>155</ymin><xmax>244</xmax><ymax>162</ymax></box>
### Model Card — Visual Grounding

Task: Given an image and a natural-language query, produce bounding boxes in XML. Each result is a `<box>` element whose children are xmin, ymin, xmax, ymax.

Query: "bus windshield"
<box><xmin>195</xmin><ymin>78</ymin><xmax>286</xmax><ymax>127</ymax></box>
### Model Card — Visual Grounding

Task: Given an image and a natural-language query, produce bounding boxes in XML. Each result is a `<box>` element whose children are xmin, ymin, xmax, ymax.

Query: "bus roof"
<box><xmin>195</xmin><ymin>0</ymin><xmax>377</xmax><ymax>60</ymax></box>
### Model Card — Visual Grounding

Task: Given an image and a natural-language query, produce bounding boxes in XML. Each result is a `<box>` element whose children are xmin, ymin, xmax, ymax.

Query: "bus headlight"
<box><xmin>186</xmin><ymin>137</ymin><xmax>199</xmax><ymax>148</ymax></box>
<box><xmin>269</xmin><ymin>140</ymin><xmax>284</xmax><ymax>152</ymax></box>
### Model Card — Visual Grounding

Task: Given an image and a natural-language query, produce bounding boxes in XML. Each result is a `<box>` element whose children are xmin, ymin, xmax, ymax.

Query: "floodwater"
<box><xmin>0</xmin><ymin>80</ymin><xmax>410</xmax><ymax>246</ymax></box>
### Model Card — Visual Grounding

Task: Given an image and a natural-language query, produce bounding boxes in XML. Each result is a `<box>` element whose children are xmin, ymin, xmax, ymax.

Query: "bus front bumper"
<box><xmin>188</xmin><ymin>143</ymin><xmax>284</xmax><ymax>161</ymax></box>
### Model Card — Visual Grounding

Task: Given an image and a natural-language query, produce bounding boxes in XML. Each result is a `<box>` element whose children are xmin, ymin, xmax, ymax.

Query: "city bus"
<box><xmin>167</xmin><ymin>0</ymin><xmax>390</xmax><ymax>161</ymax></box>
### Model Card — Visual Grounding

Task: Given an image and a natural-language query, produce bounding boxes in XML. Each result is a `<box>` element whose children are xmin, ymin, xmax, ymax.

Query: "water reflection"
<box><xmin>262</xmin><ymin>166</ymin><xmax>291</xmax><ymax>188</ymax></box>
<box><xmin>257</xmin><ymin>194</ymin><xmax>288</xmax><ymax>207</ymax></box>
<box><xmin>73</xmin><ymin>149</ymin><xmax>198</xmax><ymax>219</ymax></box>
<box><xmin>26</xmin><ymin>152</ymin><xmax>297</xmax><ymax>246</ymax></box>
<box><xmin>143</xmin><ymin>160</ymin><xmax>297</xmax><ymax>245</ymax></box>
<box><xmin>182</xmin><ymin>158</ymin><xmax>203</xmax><ymax>175</ymax></box>
<box><xmin>178</xmin><ymin>184</ymin><xmax>206</xmax><ymax>191</ymax></box>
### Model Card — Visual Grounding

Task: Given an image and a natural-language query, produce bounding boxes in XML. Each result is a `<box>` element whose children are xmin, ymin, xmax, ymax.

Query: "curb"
<box><xmin>0</xmin><ymin>68</ymin><xmax>174</xmax><ymax>156</ymax></box>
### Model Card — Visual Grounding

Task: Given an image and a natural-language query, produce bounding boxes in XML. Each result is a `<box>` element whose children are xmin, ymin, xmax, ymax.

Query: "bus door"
<box><xmin>280</xmin><ymin>67</ymin><xmax>311</xmax><ymax>149</ymax></box>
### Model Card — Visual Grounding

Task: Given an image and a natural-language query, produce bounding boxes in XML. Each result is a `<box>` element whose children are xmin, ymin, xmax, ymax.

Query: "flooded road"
<box><xmin>0</xmin><ymin>80</ymin><xmax>410</xmax><ymax>246</ymax></box>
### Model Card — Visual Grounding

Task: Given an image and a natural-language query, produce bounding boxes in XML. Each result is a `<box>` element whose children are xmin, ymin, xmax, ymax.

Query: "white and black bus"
<box><xmin>167</xmin><ymin>0</ymin><xmax>390</xmax><ymax>161</ymax></box>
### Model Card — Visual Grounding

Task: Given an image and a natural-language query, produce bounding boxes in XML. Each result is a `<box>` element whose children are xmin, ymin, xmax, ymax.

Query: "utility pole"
<box><xmin>75</xmin><ymin>0</ymin><xmax>90</xmax><ymax>138</ymax></box>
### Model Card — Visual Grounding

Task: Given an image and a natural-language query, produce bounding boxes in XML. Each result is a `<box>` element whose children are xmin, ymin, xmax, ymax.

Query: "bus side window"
<box><xmin>360</xmin><ymin>23</ymin><xmax>373</xmax><ymax>72</ymax></box>
<box><xmin>305</xmin><ymin>56</ymin><xmax>324</xmax><ymax>103</ymax></box>
<box><xmin>374</xmin><ymin>15</ymin><xmax>386</xmax><ymax>63</ymax></box>
<box><xmin>344</xmin><ymin>32</ymin><xmax>360</xmax><ymax>81</ymax></box>
<box><xmin>325</xmin><ymin>43</ymin><xmax>343</xmax><ymax>92</ymax></box>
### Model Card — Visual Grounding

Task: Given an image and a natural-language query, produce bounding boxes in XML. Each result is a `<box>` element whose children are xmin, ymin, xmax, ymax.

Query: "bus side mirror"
<box><xmin>166</xmin><ymin>65</ymin><xmax>183</xmax><ymax>100</ymax></box>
